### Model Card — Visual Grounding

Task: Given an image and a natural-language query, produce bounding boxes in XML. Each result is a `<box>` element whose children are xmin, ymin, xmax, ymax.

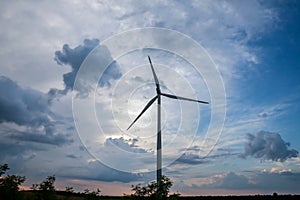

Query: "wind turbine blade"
<box><xmin>148</xmin><ymin>56</ymin><xmax>160</xmax><ymax>88</ymax></box>
<box><xmin>127</xmin><ymin>95</ymin><xmax>158</xmax><ymax>130</ymax></box>
<box><xmin>161</xmin><ymin>93</ymin><xmax>209</xmax><ymax>104</ymax></box>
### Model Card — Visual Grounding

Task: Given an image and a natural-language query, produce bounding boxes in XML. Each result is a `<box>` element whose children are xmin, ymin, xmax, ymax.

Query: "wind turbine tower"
<box><xmin>127</xmin><ymin>56</ymin><xmax>209</xmax><ymax>188</ymax></box>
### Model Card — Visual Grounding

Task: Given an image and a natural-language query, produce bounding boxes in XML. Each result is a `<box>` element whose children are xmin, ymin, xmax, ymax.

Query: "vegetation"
<box><xmin>83</xmin><ymin>188</ymin><xmax>101</xmax><ymax>200</ymax></box>
<box><xmin>0</xmin><ymin>163</ymin><xmax>104</xmax><ymax>200</ymax></box>
<box><xmin>0</xmin><ymin>163</ymin><xmax>26</xmax><ymax>200</ymax></box>
<box><xmin>31</xmin><ymin>175</ymin><xmax>58</xmax><ymax>200</ymax></box>
<box><xmin>130</xmin><ymin>175</ymin><xmax>180</xmax><ymax>199</ymax></box>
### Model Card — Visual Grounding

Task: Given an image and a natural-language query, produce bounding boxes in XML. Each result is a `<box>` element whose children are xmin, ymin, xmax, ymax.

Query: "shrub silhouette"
<box><xmin>0</xmin><ymin>164</ymin><xmax>26</xmax><ymax>200</ymax></box>
<box><xmin>31</xmin><ymin>175</ymin><xmax>58</xmax><ymax>200</ymax></box>
<box><xmin>130</xmin><ymin>175</ymin><xmax>179</xmax><ymax>199</ymax></box>
<box><xmin>83</xmin><ymin>188</ymin><xmax>101</xmax><ymax>200</ymax></box>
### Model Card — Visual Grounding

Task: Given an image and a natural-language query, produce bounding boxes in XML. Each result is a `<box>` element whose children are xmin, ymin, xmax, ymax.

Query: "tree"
<box><xmin>130</xmin><ymin>175</ymin><xmax>179</xmax><ymax>199</ymax></box>
<box><xmin>39</xmin><ymin>175</ymin><xmax>56</xmax><ymax>191</ymax></box>
<box><xmin>65</xmin><ymin>186</ymin><xmax>74</xmax><ymax>194</ymax></box>
<box><xmin>0</xmin><ymin>164</ymin><xmax>9</xmax><ymax>176</ymax></box>
<box><xmin>64</xmin><ymin>186</ymin><xmax>75</xmax><ymax>200</ymax></box>
<box><xmin>157</xmin><ymin>175</ymin><xmax>173</xmax><ymax>198</ymax></box>
<box><xmin>32</xmin><ymin>175</ymin><xmax>58</xmax><ymax>200</ymax></box>
<box><xmin>0</xmin><ymin>164</ymin><xmax>26</xmax><ymax>200</ymax></box>
<box><xmin>83</xmin><ymin>188</ymin><xmax>101</xmax><ymax>200</ymax></box>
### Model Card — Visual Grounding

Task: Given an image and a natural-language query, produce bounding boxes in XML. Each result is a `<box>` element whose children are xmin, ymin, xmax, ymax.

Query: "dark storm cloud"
<box><xmin>49</xmin><ymin>38</ymin><xmax>122</xmax><ymax>98</ymax></box>
<box><xmin>0</xmin><ymin>76</ymin><xmax>72</xmax><ymax>146</ymax></box>
<box><xmin>243</xmin><ymin>131</ymin><xmax>298</xmax><ymax>162</ymax></box>
<box><xmin>0</xmin><ymin>136</ymin><xmax>47</xmax><ymax>170</ymax></box>
<box><xmin>0</xmin><ymin>76</ymin><xmax>50</xmax><ymax>127</ymax></box>
<box><xmin>0</xmin><ymin>140</ymin><xmax>39</xmax><ymax>160</ymax></box>
<box><xmin>54</xmin><ymin>39</ymin><xmax>99</xmax><ymax>92</ymax></box>
<box><xmin>9</xmin><ymin>129</ymin><xmax>72</xmax><ymax>146</ymax></box>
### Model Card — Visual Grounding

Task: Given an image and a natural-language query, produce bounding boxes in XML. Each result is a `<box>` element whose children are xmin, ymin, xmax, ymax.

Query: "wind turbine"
<box><xmin>127</xmin><ymin>56</ymin><xmax>209</xmax><ymax>188</ymax></box>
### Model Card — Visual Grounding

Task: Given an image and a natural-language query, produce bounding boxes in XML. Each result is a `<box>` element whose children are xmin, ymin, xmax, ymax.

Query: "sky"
<box><xmin>0</xmin><ymin>0</ymin><xmax>300</xmax><ymax>196</ymax></box>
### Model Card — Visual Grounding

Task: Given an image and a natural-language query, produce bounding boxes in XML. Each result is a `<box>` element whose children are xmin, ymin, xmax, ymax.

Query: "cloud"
<box><xmin>184</xmin><ymin>172</ymin><xmax>253</xmax><ymax>191</ymax></box>
<box><xmin>253</xmin><ymin>171</ymin><xmax>300</xmax><ymax>192</ymax></box>
<box><xmin>9</xmin><ymin>129</ymin><xmax>73</xmax><ymax>146</ymax></box>
<box><xmin>173</xmin><ymin>152</ymin><xmax>240</xmax><ymax>166</ymax></box>
<box><xmin>243</xmin><ymin>131</ymin><xmax>298</xmax><ymax>162</ymax></box>
<box><xmin>88</xmin><ymin>160</ymin><xmax>141</xmax><ymax>182</ymax></box>
<box><xmin>66</xmin><ymin>154</ymin><xmax>78</xmax><ymax>159</ymax></box>
<box><xmin>0</xmin><ymin>76</ymin><xmax>51</xmax><ymax>127</ymax></box>
<box><xmin>49</xmin><ymin>38</ymin><xmax>122</xmax><ymax>98</ymax></box>
<box><xmin>0</xmin><ymin>75</ymin><xmax>72</xmax><ymax>146</ymax></box>
<box><xmin>104</xmin><ymin>137</ymin><xmax>149</xmax><ymax>153</ymax></box>
<box><xmin>59</xmin><ymin>160</ymin><xmax>141</xmax><ymax>183</ymax></box>
<box><xmin>200</xmin><ymin>170</ymin><xmax>300</xmax><ymax>193</ymax></box>
<box><xmin>174</xmin><ymin>153</ymin><xmax>207</xmax><ymax>165</ymax></box>
<box><xmin>173</xmin><ymin>146</ymin><xmax>239</xmax><ymax>166</ymax></box>
<box><xmin>258</xmin><ymin>112</ymin><xmax>268</xmax><ymax>118</ymax></box>
<box><xmin>0</xmin><ymin>139</ymin><xmax>42</xmax><ymax>161</ymax></box>
<box><xmin>0</xmin><ymin>76</ymin><xmax>54</xmax><ymax>136</ymax></box>
<box><xmin>54</xmin><ymin>39</ymin><xmax>99</xmax><ymax>92</ymax></box>
<box><xmin>212</xmin><ymin>172</ymin><xmax>251</xmax><ymax>190</ymax></box>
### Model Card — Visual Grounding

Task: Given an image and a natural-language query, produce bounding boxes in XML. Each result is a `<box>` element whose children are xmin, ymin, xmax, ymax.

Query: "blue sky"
<box><xmin>0</xmin><ymin>0</ymin><xmax>300</xmax><ymax>196</ymax></box>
